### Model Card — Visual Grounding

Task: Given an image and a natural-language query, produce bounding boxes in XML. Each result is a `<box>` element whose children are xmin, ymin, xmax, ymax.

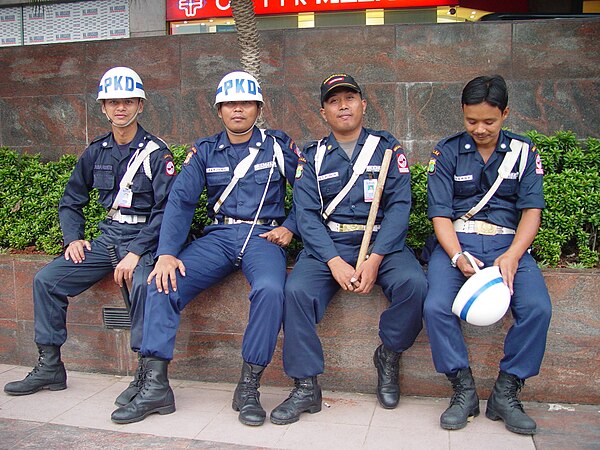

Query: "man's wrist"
<box><xmin>450</xmin><ymin>251</ymin><xmax>463</xmax><ymax>268</ymax></box>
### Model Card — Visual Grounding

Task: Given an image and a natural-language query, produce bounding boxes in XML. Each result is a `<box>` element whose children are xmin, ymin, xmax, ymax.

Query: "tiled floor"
<box><xmin>0</xmin><ymin>364</ymin><xmax>598</xmax><ymax>449</ymax></box>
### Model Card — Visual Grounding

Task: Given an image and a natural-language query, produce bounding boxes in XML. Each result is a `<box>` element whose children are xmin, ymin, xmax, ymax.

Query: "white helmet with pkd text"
<box><xmin>452</xmin><ymin>252</ymin><xmax>511</xmax><ymax>326</ymax></box>
<box><xmin>97</xmin><ymin>67</ymin><xmax>146</xmax><ymax>101</ymax></box>
<box><xmin>214</xmin><ymin>71</ymin><xmax>263</xmax><ymax>107</ymax></box>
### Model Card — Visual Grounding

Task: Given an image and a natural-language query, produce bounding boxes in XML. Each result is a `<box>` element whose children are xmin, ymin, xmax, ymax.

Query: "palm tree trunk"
<box><xmin>230</xmin><ymin>0</ymin><xmax>266</xmax><ymax>127</ymax></box>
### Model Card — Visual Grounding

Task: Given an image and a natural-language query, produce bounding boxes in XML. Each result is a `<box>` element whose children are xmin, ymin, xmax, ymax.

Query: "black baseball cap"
<box><xmin>320</xmin><ymin>73</ymin><xmax>361</xmax><ymax>106</ymax></box>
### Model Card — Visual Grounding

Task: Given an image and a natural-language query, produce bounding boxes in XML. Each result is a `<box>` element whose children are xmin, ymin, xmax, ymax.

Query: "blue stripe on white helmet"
<box><xmin>97</xmin><ymin>67</ymin><xmax>146</xmax><ymax>101</ymax></box>
<box><xmin>214</xmin><ymin>71</ymin><xmax>263</xmax><ymax>107</ymax></box>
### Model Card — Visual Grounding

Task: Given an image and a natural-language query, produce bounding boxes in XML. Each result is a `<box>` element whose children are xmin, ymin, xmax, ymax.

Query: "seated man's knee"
<box><xmin>33</xmin><ymin>265</ymin><xmax>55</xmax><ymax>290</ymax></box>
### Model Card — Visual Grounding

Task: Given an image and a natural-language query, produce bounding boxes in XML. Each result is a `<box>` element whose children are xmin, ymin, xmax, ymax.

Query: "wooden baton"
<box><xmin>356</xmin><ymin>148</ymin><xmax>394</xmax><ymax>269</ymax></box>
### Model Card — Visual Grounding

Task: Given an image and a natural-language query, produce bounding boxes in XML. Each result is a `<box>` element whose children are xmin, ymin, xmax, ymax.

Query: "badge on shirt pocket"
<box><xmin>116</xmin><ymin>186</ymin><xmax>133</xmax><ymax>208</ymax></box>
<box><xmin>364</xmin><ymin>179</ymin><xmax>377</xmax><ymax>203</ymax></box>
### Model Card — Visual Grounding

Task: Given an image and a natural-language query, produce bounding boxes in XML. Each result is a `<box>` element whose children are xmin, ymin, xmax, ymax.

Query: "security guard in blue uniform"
<box><xmin>424</xmin><ymin>75</ymin><xmax>551</xmax><ymax>435</ymax></box>
<box><xmin>110</xmin><ymin>71</ymin><xmax>301</xmax><ymax>426</ymax></box>
<box><xmin>270</xmin><ymin>74</ymin><xmax>426</xmax><ymax>425</ymax></box>
<box><xmin>4</xmin><ymin>67</ymin><xmax>176</xmax><ymax>407</ymax></box>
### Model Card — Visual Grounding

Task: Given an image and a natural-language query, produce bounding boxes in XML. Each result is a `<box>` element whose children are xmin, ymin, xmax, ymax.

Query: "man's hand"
<box><xmin>64</xmin><ymin>240</ymin><xmax>91</xmax><ymax>263</ymax></box>
<box><xmin>353</xmin><ymin>253</ymin><xmax>384</xmax><ymax>294</ymax></box>
<box><xmin>327</xmin><ymin>256</ymin><xmax>358</xmax><ymax>291</ymax></box>
<box><xmin>113</xmin><ymin>252</ymin><xmax>140</xmax><ymax>287</ymax></box>
<box><xmin>456</xmin><ymin>253</ymin><xmax>483</xmax><ymax>278</ymax></box>
<box><xmin>147</xmin><ymin>254</ymin><xmax>186</xmax><ymax>294</ymax></box>
<box><xmin>259</xmin><ymin>226</ymin><xmax>293</xmax><ymax>247</ymax></box>
<box><xmin>494</xmin><ymin>251</ymin><xmax>520</xmax><ymax>295</ymax></box>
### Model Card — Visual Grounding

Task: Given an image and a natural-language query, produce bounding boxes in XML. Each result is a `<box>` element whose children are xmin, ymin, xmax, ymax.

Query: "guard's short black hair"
<box><xmin>461</xmin><ymin>75</ymin><xmax>508</xmax><ymax>112</ymax></box>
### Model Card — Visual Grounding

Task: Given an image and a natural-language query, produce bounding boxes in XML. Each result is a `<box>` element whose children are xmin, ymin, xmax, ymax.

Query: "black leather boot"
<box><xmin>232</xmin><ymin>361</ymin><xmax>266</xmax><ymax>426</ymax></box>
<box><xmin>440</xmin><ymin>368</ymin><xmax>480</xmax><ymax>430</ymax></box>
<box><xmin>114</xmin><ymin>354</ymin><xmax>145</xmax><ymax>407</ymax></box>
<box><xmin>4</xmin><ymin>344</ymin><xmax>67</xmax><ymax>395</ymax></box>
<box><xmin>486</xmin><ymin>371</ymin><xmax>537</xmax><ymax>435</ymax></box>
<box><xmin>373</xmin><ymin>344</ymin><xmax>401</xmax><ymax>409</ymax></box>
<box><xmin>270</xmin><ymin>376</ymin><xmax>322</xmax><ymax>425</ymax></box>
<box><xmin>111</xmin><ymin>357</ymin><xmax>176</xmax><ymax>424</ymax></box>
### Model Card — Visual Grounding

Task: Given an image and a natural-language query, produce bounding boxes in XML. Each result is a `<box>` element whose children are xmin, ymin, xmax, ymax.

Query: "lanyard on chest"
<box><xmin>315</xmin><ymin>134</ymin><xmax>381</xmax><ymax>220</ymax></box>
<box><xmin>213</xmin><ymin>129</ymin><xmax>284</xmax><ymax>214</ymax></box>
<box><xmin>458</xmin><ymin>138</ymin><xmax>529</xmax><ymax>223</ymax></box>
<box><xmin>107</xmin><ymin>140</ymin><xmax>160</xmax><ymax>218</ymax></box>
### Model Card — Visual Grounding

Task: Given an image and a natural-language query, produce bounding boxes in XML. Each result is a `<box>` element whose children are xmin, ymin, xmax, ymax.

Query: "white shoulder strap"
<box><xmin>260</xmin><ymin>129</ymin><xmax>285</xmax><ymax>176</ymax></box>
<box><xmin>214</xmin><ymin>146</ymin><xmax>260</xmax><ymax>214</ymax></box>
<box><xmin>459</xmin><ymin>138</ymin><xmax>525</xmax><ymax>222</ymax></box>
<box><xmin>314</xmin><ymin>140</ymin><xmax>326</xmax><ymax>216</ymax></box>
<box><xmin>518</xmin><ymin>141</ymin><xmax>529</xmax><ymax>181</ymax></box>
<box><xmin>322</xmin><ymin>134</ymin><xmax>381</xmax><ymax>220</ymax></box>
<box><xmin>107</xmin><ymin>140</ymin><xmax>160</xmax><ymax>218</ymax></box>
<box><xmin>315</xmin><ymin>139</ymin><xmax>326</xmax><ymax>177</ymax></box>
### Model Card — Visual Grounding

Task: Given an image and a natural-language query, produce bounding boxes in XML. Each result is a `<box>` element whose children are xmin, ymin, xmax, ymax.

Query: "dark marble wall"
<box><xmin>1</xmin><ymin>18</ymin><xmax>599</xmax><ymax>163</ymax></box>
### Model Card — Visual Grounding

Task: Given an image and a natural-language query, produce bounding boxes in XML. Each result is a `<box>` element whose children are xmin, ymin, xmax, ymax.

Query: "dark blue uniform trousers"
<box><xmin>140</xmin><ymin>224</ymin><xmax>286</xmax><ymax>366</ymax></box>
<box><xmin>423</xmin><ymin>233</ymin><xmax>552</xmax><ymax>380</ymax></box>
<box><xmin>33</xmin><ymin>220</ymin><xmax>154</xmax><ymax>351</ymax></box>
<box><xmin>283</xmin><ymin>239</ymin><xmax>427</xmax><ymax>379</ymax></box>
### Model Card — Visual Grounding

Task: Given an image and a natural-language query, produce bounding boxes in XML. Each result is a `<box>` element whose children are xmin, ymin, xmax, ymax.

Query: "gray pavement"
<box><xmin>0</xmin><ymin>364</ymin><xmax>598</xmax><ymax>449</ymax></box>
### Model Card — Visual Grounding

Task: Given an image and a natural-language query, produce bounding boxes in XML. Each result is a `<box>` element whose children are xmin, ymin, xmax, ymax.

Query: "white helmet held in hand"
<box><xmin>452</xmin><ymin>252</ymin><xmax>511</xmax><ymax>326</ymax></box>
<box><xmin>214</xmin><ymin>71</ymin><xmax>263</xmax><ymax>107</ymax></box>
<box><xmin>97</xmin><ymin>67</ymin><xmax>146</xmax><ymax>101</ymax></box>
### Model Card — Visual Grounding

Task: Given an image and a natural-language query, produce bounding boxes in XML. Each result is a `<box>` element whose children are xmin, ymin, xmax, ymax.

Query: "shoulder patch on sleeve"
<box><xmin>396</xmin><ymin>152</ymin><xmax>410</xmax><ymax>174</ymax></box>
<box><xmin>428</xmin><ymin>158</ymin><xmax>437</xmax><ymax>175</ymax></box>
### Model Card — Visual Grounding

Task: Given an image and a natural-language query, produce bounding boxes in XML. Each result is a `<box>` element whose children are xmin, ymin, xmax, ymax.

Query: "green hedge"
<box><xmin>0</xmin><ymin>131</ymin><xmax>598</xmax><ymax>268</ymax></box>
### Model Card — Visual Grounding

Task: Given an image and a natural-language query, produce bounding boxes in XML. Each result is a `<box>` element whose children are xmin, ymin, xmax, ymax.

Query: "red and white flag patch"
<box><xmin>397</xmin><ymin>153</ymin><xmax>409</xmax><ymax>174</ymax></box>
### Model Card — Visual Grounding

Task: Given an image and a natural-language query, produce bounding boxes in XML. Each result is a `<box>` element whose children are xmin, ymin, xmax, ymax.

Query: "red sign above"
<box><xmin>167</xmin><ymin>0</ymin><xmax>448</xmax><ymax>21</ymax></box>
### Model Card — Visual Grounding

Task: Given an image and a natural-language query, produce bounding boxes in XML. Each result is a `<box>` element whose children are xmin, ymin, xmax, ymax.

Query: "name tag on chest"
<box><xmin>207</xmin><ymin>167</ymin><xmax>229</xmax><ymax>173</ymax></box>
<box><xmin>454</xmin><ymin>174</ymin><xmax>473</xmax><ymax>182</ymax></box>
<box><xmin>254</xmin><ymin>161</ymin><xmax>276</xmax><ymax>171</ymax></box>
<box><xmin>318</xmin><ymin>171</ymin><xmax>339</xmax><ymax>181</ymax></box>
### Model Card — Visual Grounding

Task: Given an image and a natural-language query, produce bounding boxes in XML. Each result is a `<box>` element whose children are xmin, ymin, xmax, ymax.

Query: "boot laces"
<box><xmin>138</xmin><ymin>367</ymin><xmax>153</xmax><ymax>394</ymax></box>
<box><xmin>26</xmin><ymin>352</ymin><xmax>47</xmax><ymax>378</ymax></box>
<box><xmin>132</xmin><ymin>360</ymin><xmax>146</xmax><ymax>387</ymax></box>
<box><xmin>288</xmin><ymin>378</ymin><xmax>311</xmax><ymax>400</ymax></box>
<box><xmin>381</xmin><ymin>351</ymin><xmax>400</xmax><ymax>378</ymax></box>
<box><xmin>239</xmin><ymin>375</ymin><xmax>261</xmax><ymax>401</ymax></box>
<box><xmin>449</xmin><ymin>378</ymin><xmax>468</xmax><ymax>406</ymax></box>
<box><xmin>504</xmin><ymin>380</ymin><xmax>525</xmax><ymax>411</ymax></box>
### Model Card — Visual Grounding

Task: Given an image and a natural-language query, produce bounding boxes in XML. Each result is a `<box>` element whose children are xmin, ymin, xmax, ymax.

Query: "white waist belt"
<box><xmin>453</xmin><ymin>220</ymin><xmax>515</xmax><ymax>236</ymax></box>
<box><xmin>327</xmin><ymin>221</ymin><xmax>381</xmax><ymax>233</ymax></box>
<box><xmin>213</xmin><ymin>217</ymin><xmax>278</xmax><ymax>226</ymax></box>
<box><xmin>112</xmin><ymin>211</ymin><xmax>147</xmax><ymax>224</ymax></box>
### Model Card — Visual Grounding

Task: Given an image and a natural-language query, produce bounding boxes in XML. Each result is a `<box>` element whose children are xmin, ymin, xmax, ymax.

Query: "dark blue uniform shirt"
<box><xmin>427</xmin><ymin>130</ymin><xmax>545</xmax><ymax>229</ymax></box>
<box><xmin>157</xmin><ymin>127</ymin><xmax>300</xmax><ymax>257</ymax></box>
<box><xmin>294</xmin><ymin>127</ymin><xmax>412</xmax><ymax>263</ymax></box>
<box><xmin>58</xmin><ymin>125</ymin><xmax>175</xmax><ymax>256</ymax></box>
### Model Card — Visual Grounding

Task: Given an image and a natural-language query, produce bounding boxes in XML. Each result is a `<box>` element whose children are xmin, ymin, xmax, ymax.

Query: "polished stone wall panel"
<box><xmin>282</xmin><ymin>26</ymin><xmax>399</xmax><ymax>87</ymax></box>
<box><xmin>83</xmin><ymin>36</ymin><xmax>181</xmax><ymax>94</ymax></box>
<box><xmin>394</xmin><ymin>22</ymin><xmax>513</xmax><ymax>83</ymax></box>
<box><xmin>0</xmin><ymin>42</ymin><xmax>87</xmax><ymax>98</ymax></box>
<box><xmin>510</xmin><ymin>79</ymin><xmax>600</xmax><ymax>138</ymax></box>
<box><xmin>512</xmin><ymin>19</ymin><xmax>600</xmax><ymax>80</ymax></box>
<box><xmin>0</xmin><ymin>260</ymin><xmax>16</xmax><ymax>321</ymax></box>
<box><xmin>178</xmin><ymin>86</ymin><xmax>226</xmax><ymax>146</ymax></box>
<box><xmin>0</xmin><ymin>319</ymin><xmax>17</xmax><ymax>364</ymax></box>
<box><xmin>2</xmin><ymin>19</ymin><xmax>599</xmax><ymax>155</ymax></box>
<box><xmin>1</xmin><ymin>95</ymin><xmax>87</xmax><ymax>158</ymax></box>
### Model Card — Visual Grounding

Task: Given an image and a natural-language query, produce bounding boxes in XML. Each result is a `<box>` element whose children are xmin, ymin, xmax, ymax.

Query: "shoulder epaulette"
<box><xmin>145</xmin><ymin>133</ymin><xmax>169</xmax><ymax>149</ymax></box>
<box><xmin>503</xmin><ymin>130</ymin><xmax>531</xmax><ymax>144</ymax></box>
<box><xmin>89</xmin><ymin>131</ymin><xmax>111</xmax><ymax>145</ymax></box>
<box><xmin>194</xmin><ymin>132</ymin><xmax>221</xmax><ymax>147</ymax></box>
<box><xmin>436</xmin><ymin>131</ymin><xmax>464</xmax><ymax>147</ymax></box>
